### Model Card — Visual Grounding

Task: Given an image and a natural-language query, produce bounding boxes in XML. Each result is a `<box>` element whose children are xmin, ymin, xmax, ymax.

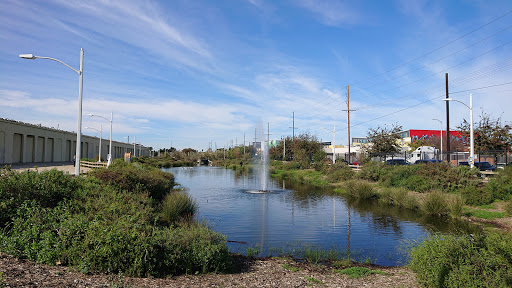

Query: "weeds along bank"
<box><xmin>271</xmin><ymin>160</ymin><xmax>512</xmax><ymax>287</ymax></box>
<box><xmin>271</xmin><ymin>160</ymin><xmax>512</xmax><ymax>217</ymax></box>
<box><xmin>0</xmin><ymin>161</ymin><xmax>232</xmax><ymax>277</ymax></box>
<box><xmin>133</xmin><ymin>156</ymin><xmax>196</xmax><ymax>168</ymax></box>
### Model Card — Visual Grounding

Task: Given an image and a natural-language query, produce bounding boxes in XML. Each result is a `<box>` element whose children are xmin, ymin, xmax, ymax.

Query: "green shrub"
<box><xmin>0</xmin><ymin>163</ymin><xmax>232</xmax><ymax>278</ymax></box>
<box><xmin>342</xmin><ymin>180</ymin><xmax>377</xmax><ymax>200</ymax></box>
<box><xmin>325</xmin><ymin>162</ymin><xmax>355</xmax><ymax>182</ymax></box>
<box><xmin>336</xmin><ymin>267</ymin><xmax>386</xmax><ymax>279</ymax></box>
<box><xmin>161</xmin><ymin>191</ymin><xmax>197</xmax><ymax>225</ymax></box>
<box><xmin>460</xmin><ymin>184</ymin><xmax>493</xmax><ymax>206</ymax></box>
<box><xmin>358</xmin><ymin>161</ymin><xmax>385</xmax><ymax>182</ymax></box>
<box><xmin>88</xmin><ymin>161</ymin><xmax>175</xmax><ymax>201</ymax></box>
<box><xmin>484</xmin><ymin>167</ymin><xmax>512</xmax><ymax>201</ymax></box>
<box><xmin>505</xmin><ymin>198</ymin><xmax>512</xmax><ymax>216</ymax></box>
<box><xmin>448</xmin><ymin>194</ymin><xmax>465</xmax><ymax>219</ymax></box>
<box><xmin>420</xmin><ymin>190</ymin><xmax>448</xmax><ymax>216</ymax></box>
<box><xmin>409</xmin><ymin>232</ymin><xmax>512</xmax><ymax>288</ymax></box>
<box><xmin>0</xmin><ymin>168</ymin><xmax>79</xmax><ymax>227</ymax></box>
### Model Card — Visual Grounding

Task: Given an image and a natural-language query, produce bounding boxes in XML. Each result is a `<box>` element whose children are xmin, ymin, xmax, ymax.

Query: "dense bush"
<box><xmin>341</xmin><ymin>180</ymin><xmax>378</xmax><ymax>200</ymax></box>
<box><xmin>161</xmin><ymin>190</ymin><xmax>198</xmax><ymax>225</ymax></box>
<box><xmin>88</xmin><ymin>160</ymin><xmax>176</xmax><ymax>201</ymax></box>
<box><xmin>358</xmin><ymin>162</ymin><xmax>480</xmax><ymax>193</ymax></box>
<box><xmin>460</xmin><ymin>184</ymin><xmax>493</xmax><ymax>206</ymax></box>
<box><xmin>0</xmin><ymin>167</ymin><xmax>79</xmax><ymax>227</ymax></box>
<box><xmin>409</xmin><ymin>232</ymin><xmax>512</xmax><ymax>288</ymax></box>
<box><xmin>0</xmin><ymin>164</ymin><xmax>232</xmax><ymax>277</ymax></box>
<box><xmin>420</xmin><ymin>190</ymin><xmax>449</xmax><ymax>217</ymax></box>
<box><xmin>484</xmin><ymin>166</ymin><xmax>512</xmax><ymax>201</ymax></box>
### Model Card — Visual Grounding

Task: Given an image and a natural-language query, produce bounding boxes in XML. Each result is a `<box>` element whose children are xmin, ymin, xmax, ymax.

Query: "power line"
<box><xmin>350</xmin><ymin>9</ymin><xmax>512</xmax><ymax>88</ymax></box>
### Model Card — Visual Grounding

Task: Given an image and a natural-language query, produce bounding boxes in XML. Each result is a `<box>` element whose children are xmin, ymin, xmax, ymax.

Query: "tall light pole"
<box><xmin>85</xmin><ymin>126</ymin><xmax>102</xmax><ymax>162</ymax></box>
<box><xmin>87</xmin><ymin>112</ymin><xmax>112</xmax><ymax>165</ymax></box>
<box><xmin>443</xmin><ymin>94</ymin><xmax>473</xmax><ymax>168</ymax></box>
<box><xmin>432</xmin><ymin>119</ymin><xmax>443</xmax><ymax>161</ymax></box>
<box><xmin>19</xmin><ymin>49</ymin><xmax>84</xmax><ymax>175</ymax></box>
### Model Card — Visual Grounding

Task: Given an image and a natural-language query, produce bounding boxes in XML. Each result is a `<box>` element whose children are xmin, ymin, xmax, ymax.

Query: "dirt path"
<box><xmin>1</xmin><ymin>254</ymin><xmax>418</xmax><ymax>288</ymax></box>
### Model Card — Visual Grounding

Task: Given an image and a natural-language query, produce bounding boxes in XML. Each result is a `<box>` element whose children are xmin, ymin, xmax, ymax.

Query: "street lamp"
<box><xmin>443</xmin><ymin>94</ymin><xmax>474</xmax><ymax>168</ymax></box>
<box><xmin>432</xmin><ymin>118</ymin><xmax>443</xmax><ymax>161</ymax></box>
<box><xmin>322</xmin><ymin>124</ymin><xmax>336</xmax><ymax>164</ymax></box>
<box><xmin>85</xmin><ymin>126</ymin><xmax>102</xmax><ymax>162</ymax></box>
<box><xmin>19</xmin><ymin>49</ymin><xmax>84</xmax><ymax>175</ymax></box>
<box><xmin>87</xmin><ymin>112</ymin><xmax>113</xmax><ymax>166</ymax></box>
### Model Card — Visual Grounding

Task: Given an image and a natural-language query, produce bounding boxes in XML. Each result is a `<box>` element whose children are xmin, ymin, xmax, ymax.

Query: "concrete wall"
<box><xmin>0</xmin><ymin>118</ymin><xmax>150</xmax><ymax>165</ymax></box>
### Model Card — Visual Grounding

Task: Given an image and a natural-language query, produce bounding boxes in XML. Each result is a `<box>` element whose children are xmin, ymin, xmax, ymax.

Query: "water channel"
<box><xmin>164</xmin><ymin>166</ymin><xmax>475</xmax><ymax>266</ymax></box>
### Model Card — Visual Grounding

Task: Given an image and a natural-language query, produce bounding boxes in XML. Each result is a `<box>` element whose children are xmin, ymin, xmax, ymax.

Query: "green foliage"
<box><xmin>460</xmin><ymin>184</ymin><xmax>493</xmax><ymax>206</ymax></box>
<box><xmin>336</xmin><ymin>267</ymin><xmax>387</xmax><ymax>279</ymax></box>
<box><xmin>409</xmin><ymin>232</ymin><xmax>512</xmax><ymax>288</ymax></box>
<box><xmin>161</xmin><ymin>190</ymin><xmax>198</xmax><ymax>225</ymax></box>
<box><xmin>0</xmin><ymin>167</ymin><xmax>79</xmax><ymax>227</ymax></box>
<box><xmin>341</xmin><ymin>180</ymin><xmax>378</xmax><ymax>200</ymax></box>
<box><xmin>378</xmin><ymin>187</ymin><xmax>418</xmax><ymax>210</ymax></box>
<box><xmin>448</xmin><ymin>194</ymin><xmax>465</xmax><ymax>219</ymax></box>
<box><xmin>358</xmin><ymin>161</ymin><xmax>385</xmax><ymax>182</ymax></box>
<box><xmin>484</xmin><ymin>166</ymin><xmax>512</xmax><ymax>201</ymax></box>
<box><xmin>506</xmin><ymin>198</ymin><xmax>512</xmax><ymax>216</ymax></box>
<box><xmin>0</xmin><ymin>164</ymin><xmax>232</xmax><ymax>278</ymax></box>
<box><xmin>364</xmin><ymin>123</ymin><xmax>403</xmax><ymax>155</ymax></box>
<box><xmin>358</xmin><ymin>162</ymin><xmax>480</xmax><ymax>193</ymax></box>
<box><xmin>305</xmin><ymin>276</ymin><xmax>323</xmax><ymax>284</ymax></box>
<box><xmin>457</xmin><ymin>111</ymin><xmax>512</xmax><ymax>151</ymax></box>
<box><xmin>464</xmin><ymin>209</ymin><xmax>505</xmax><ymax>220</ymax></box>
<box><xmin>324</xmin><ymin>161</ymin><xmax>355</xmax><ymax>182</ymax></box>
<box><xmin>88</xmin><ymin>161</ymin><xmax>176</xmax><ymax>201</ymax></box>
<box><xmin>420</xmin><ymin>190</ymin><xmax>449</xmax><ymax>217</ymax></box>
<box><xmin>282</xmin><ymin>263</ymin><xmax>300</xmax><ymax>271</ymax></box>
<box><xmin>246</xmin><ymin>244</ymin><xmax>260</xmax><ymax>258</ymax></box>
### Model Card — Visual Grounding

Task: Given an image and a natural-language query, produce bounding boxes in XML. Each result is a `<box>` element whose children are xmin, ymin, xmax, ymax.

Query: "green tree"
<box><xmin>457</xmin><ymin>112</ymin><xmax>512</xmax><ymax>151</ymax></box>
<box><xmin>270</xmin><ymin>133</ymin><xmax>324</xmax><ymax>168</ymax></box>
<box><xmin>365</xmin><ymin>124</ymin><xmax>403</xmax><ymax>155</ymax></box>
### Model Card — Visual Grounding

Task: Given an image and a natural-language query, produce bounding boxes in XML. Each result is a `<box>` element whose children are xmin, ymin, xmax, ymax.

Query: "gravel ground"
<box><xmin>1</xmin><ymin>253</ymin><xmax>418</xmax><ymax>288</ymax></box>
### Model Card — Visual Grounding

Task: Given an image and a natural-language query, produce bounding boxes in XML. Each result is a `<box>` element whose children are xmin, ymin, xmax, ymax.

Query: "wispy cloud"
<box><xmin>52</xmin><ymin>0</ymin><xmax>214</xmax><ymax>72</ymax></box>
<box><xmin>295</xmin><ymin>0</ymin><xmax>361</xmax><ymax>27</ymax></box>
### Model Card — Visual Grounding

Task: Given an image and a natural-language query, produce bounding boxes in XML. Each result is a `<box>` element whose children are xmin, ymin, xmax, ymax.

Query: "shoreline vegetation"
<box><xmin>2</xmin><ymin>155</ymin><xmax>512</xmax><ymax>287</ymax></box>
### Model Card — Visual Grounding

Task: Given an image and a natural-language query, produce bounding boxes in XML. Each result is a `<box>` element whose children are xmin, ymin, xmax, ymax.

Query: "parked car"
<box><xmin>458</xmin><ymin>161</ymin><xmax>495</xmax><ymax>171</ymax></box>
<box><xmin>414</xmin><ymin>159</ymin><xmax>442</xmax><ymax>164</ymax></box>
<box><xmin>385</xmin><ymin>159</ymin><xmax>408</xmax><ymax>165</ymax></box>
<box><xmin>475</xmin><ymin>161</ymin><xmax>495</xmax><ymax>171</ymax></box>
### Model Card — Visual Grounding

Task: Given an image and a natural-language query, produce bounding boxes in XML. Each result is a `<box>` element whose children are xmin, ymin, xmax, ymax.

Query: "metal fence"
<box><xmin>360</xmin><ymin>150</ymin><xmax>511</xmax><ymax>166</ymax></box>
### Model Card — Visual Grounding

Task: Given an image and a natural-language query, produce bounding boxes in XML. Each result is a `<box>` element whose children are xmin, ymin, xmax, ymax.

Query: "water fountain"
<box><xmin>247</xmin><ymin>122</ymin><xmax>272</xmax><ymax>193</ymax></box>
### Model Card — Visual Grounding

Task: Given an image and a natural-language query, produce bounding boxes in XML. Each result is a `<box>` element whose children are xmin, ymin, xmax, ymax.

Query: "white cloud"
<box><xmin>295</xmin><ymin>0</ymin><xmax>360</xmax><ymax>27</ymax></box>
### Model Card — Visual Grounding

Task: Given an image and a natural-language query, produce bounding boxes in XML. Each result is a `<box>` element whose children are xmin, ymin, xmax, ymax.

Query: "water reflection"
<box><xmin>165</xmin><ymin>166</ymin><xmax>477</xmax><ymax>266</ymax></box>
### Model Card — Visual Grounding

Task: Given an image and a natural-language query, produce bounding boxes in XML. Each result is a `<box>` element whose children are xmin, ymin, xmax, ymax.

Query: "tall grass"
<box><xmin>161</xmin><ymin>190</ymin><xmax>197</xmax><ymax>225</ymax></box>
<box><xmin>341</xmin><ymin>180</ymin><xmax>377</xmax><ymax>200</ymax></box>
<box><xmin>448</xmin><ymin>194</ymin><xmax>465</xmax><ymax>219</ymax></box>
<box><xmin>420</xmin><ymin>190</ymin><xmax>448</xmax><ymax>216</ymax></box>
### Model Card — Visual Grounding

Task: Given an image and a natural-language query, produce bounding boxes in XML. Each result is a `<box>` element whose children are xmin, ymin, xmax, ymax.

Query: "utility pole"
<box><xmin>445</xmin><ymin>73</ymin><xmax>450</xmax><ymax>161</ymax></box>
<box><xmin>243</xmin><ymin>133</ymin><xmax>246</xmax><ymax>154</ymax></box>
<box><xmin>343</xmin><ymin>85</ymin><xmax>356</xmax><ymax>163</ymax></box>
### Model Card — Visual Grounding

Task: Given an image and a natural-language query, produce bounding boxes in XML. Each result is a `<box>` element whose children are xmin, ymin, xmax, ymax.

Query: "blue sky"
<box><xmin>1</xmin><ymin>0</ymin><xmax>511</xmax><ymax>151</ymax></box>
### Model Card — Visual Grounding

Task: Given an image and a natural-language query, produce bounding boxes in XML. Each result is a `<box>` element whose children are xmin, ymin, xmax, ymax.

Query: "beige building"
<box><xmin>0</xmin><ymin>118</ymin><xmax>149</xmax><ymax>165</ymax></box>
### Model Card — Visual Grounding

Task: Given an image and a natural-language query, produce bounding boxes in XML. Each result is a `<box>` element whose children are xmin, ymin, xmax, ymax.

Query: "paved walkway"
<box><xmin>5</xmin><ymin>162</ymin><xmax>91</xmax><ymax>175</ymax></box>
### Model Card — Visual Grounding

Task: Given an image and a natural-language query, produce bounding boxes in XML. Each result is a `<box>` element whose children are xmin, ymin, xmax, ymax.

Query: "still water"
<box><xmin>165</xmin><ymin>166</ymin><xmax>472</xmax><ymax>266</ymax></box>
